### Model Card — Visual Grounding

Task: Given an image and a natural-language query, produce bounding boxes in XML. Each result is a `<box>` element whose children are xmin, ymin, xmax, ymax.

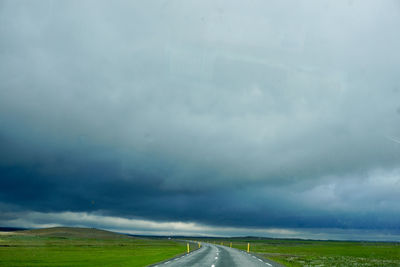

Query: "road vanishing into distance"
<box><xmin>153</xmin><ymin>243</ymin><xmax>283</xmax><ymax>267</ymax></box>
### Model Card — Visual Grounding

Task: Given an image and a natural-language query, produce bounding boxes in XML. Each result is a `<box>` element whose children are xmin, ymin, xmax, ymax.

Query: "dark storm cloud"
<box><xmin>1</xmin><ymin>0</ymin><xmax>400</xmax><ymax>238</ymax></box>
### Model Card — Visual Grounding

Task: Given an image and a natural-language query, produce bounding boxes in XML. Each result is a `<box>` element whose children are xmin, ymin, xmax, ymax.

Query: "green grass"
<box><xmin>201</xmin><ymin>238</ymin><xmax>400</xmax><ymax>266</ymax></box>
<box><xmin>0</xmin><ymin>228</ymin><xmax>191</xmax><ymax>267</ymax></box>
<box><xmin>3</xmin><ymin>228</ymin><xmax>398</xmax><ymax>267</ymax></box>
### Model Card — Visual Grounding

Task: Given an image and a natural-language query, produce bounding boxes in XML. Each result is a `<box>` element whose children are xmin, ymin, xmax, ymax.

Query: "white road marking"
<box><xmin>165</xmin><ymin>261</ymin><xmax>170</xmax><ymax>264</ymax></box>
<box><xmin>266</xmin><ymin>263</ymin><xmax>272</xmax><ymax>266</ymax></box>
<box><xmin>211</xmin><ymin>265</ymin><xmax>215</xmax><ymax>267</ymax></box>
<box><xmin>215</xmin><ymin>256</ymin><xmax>218</xmax><ymax>259</ymax></box>
<box><xmin>258</xmin><ymin>259</ymin><xmax>263</xmax><ymax>262</ymax></box>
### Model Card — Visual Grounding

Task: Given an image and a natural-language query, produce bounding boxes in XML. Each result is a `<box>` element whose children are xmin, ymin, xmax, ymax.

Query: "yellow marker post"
<box><xmin>198</xmin><ymin>242</ymin><xmax>201</xmax><ymax>248</ymax></box>
<box><xmin>247</xmin><ymin>243</ymin><xmax>250</xmax><ymax>252</ymax></box>
<box><xmin>187</xmin><ymin>243</ymin><xmax>190</xmax><ymax>253</ymax></box>
<box><xmin>230</xmin><ymin>242</ymin><xmax>232</xmax><ymax>248</ymax></box>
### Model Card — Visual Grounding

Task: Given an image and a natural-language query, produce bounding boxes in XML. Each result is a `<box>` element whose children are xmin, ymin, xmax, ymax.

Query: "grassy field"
<box><xmin>200</xmin><ymin>238</ymin><xmax>400</xmax><ymax>267</ymax></box>
<box><xmin>2</xmin><ymin>228</ymin><xmax>399</xmax><ymax>266</ymax></box>
<box><xmin>0</xmin><ymin>227</ymin><xmax>194</xmax><ymax>267</ymax></box>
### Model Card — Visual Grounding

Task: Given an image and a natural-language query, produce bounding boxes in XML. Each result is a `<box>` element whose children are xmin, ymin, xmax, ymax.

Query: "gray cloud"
<box><xmin>1</xmin><ymin>0</ymin><xmax>400</xmax><ymax>238</ymax></box>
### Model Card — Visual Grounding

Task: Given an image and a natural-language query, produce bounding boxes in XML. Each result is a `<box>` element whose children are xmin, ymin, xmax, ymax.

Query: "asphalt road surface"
<box><xmin>153</xmin><ymin>243</ymin><xmax>283</xmax><ymax>267</ymax></box>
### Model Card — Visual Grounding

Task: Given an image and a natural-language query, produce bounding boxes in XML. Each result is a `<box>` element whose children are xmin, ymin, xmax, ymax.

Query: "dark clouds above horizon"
<box><xmin>1</xmin><ymin>0</ymin><xmax>400</xmax><ymax>239</ymax></box>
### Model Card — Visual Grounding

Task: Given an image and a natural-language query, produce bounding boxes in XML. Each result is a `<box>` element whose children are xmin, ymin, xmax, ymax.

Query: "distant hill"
<box><xmin>0</xmin><ymin>227</ymin><xmax>27</xmax><ymax>232</ymax></box>
<box><xmin>19</xmin><ymin>227</ymin><xmax>131</xmax><ymax>239</ymax></box>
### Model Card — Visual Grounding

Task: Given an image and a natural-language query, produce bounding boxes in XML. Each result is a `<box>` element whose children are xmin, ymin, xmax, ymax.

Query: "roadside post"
<box><xmin>198</xmin><ymin>242</ymin><xmax>201</xmax><ymax>248</ymax></box>
<box><xmin>187</xmin><ymin>243</ymin><xmax>190</xmax><ymax>253</ymax></box>
<box><xmin>247</xmin><ymin>243</ymin><xmax>250</xmax><ymax>253</ymax></box>
<box><xmin>230</xmin><ymin>242</ymin><xmax>232</xmax><ymax>248</ymax></box>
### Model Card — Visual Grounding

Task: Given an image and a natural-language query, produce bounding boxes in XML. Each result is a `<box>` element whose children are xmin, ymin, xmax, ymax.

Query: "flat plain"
<box><xmin>1</xmin><ymin>228</ymin><xmax>399</xmax><ymax>266</ymax></box>
<box><xmin>0</xmin><ymin>227</ymin><xmax>189</xmax><ymax>267</ymax></box>
<box><xmin>203</xmin><ymin>238</ymin><xmax>400</xmax><ymax>267</ymax></box>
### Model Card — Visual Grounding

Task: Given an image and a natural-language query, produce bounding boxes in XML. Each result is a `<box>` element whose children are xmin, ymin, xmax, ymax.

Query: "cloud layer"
<box><xmin>1</xmin><ymin>0</ymin><xmax>400</xmax><ymax>239</ymax></box>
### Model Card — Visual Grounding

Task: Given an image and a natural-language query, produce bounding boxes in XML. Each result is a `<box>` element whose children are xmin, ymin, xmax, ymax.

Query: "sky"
<box><xmin>1</xmin><ymin>0</ymin><xmax>400</xmax><ymax>241</ymax></box>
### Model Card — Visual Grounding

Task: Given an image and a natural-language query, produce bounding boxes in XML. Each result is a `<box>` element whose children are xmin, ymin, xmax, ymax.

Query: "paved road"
<box><xmin>152</xmin><ymin>243</ymin><xmax>282</xmax><ymax>267</ymax></box>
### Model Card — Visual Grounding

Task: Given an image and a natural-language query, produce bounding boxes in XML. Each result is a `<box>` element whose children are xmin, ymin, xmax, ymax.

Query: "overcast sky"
<box><xmin>1</xmin><ymin>0</ymin><xmax>400</xmax><ymax>240</ymax></box>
